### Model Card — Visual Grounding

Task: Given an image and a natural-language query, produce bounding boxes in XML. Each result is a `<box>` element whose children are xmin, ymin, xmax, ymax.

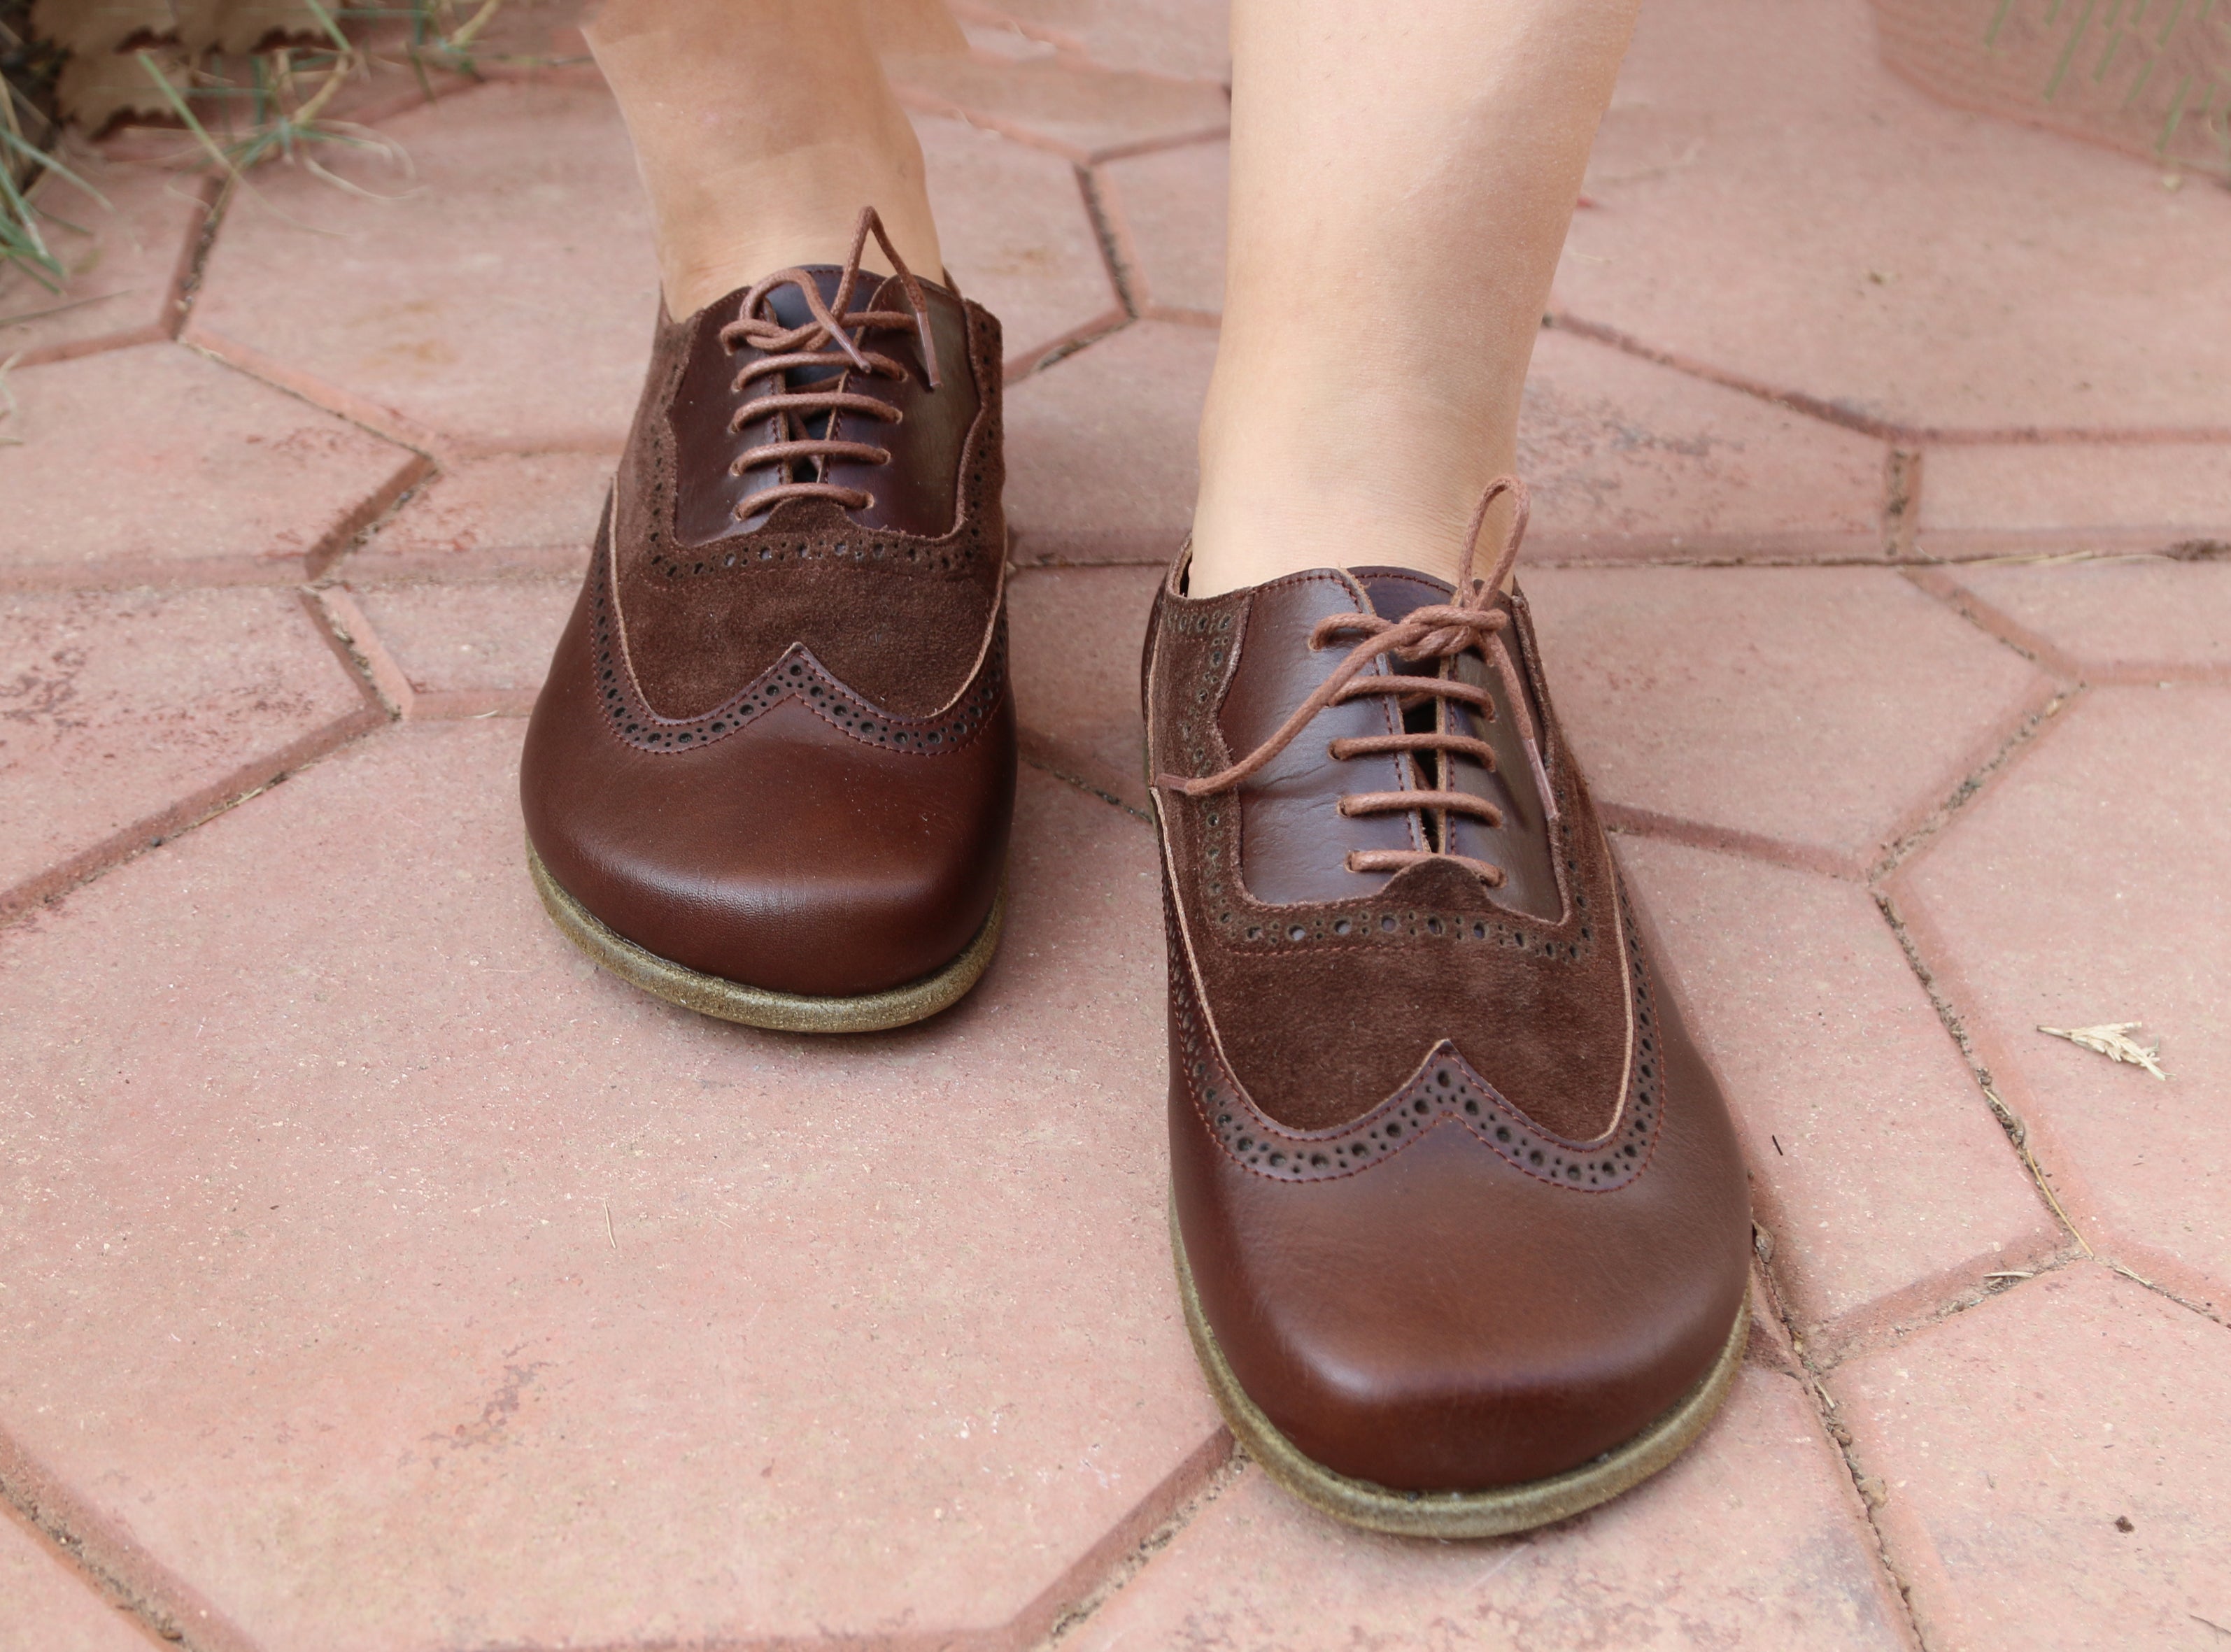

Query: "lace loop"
<box><xmin>714</xmin><ymin>206</ymin><xmax>943</xmax><ymax>518</ymax></box>
<box><xmin>1154</xmin><ymin>476</ymin><xmax>1555</xmax><ymax>886</ymax></box>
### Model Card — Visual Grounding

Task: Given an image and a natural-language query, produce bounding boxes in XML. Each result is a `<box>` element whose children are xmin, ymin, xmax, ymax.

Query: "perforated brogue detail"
<box><xmin>647</xmin><ymin>513</ymin><xmax>998</xmax><ymax>578</ymax></box>
<box><xmin>589</xmin><ymin>539</ymin><xmax>1006</xmax><ymax>757</ymax></box>
<box><xmin>1170</xmin><ymin>882</ymin><xmax>1664</xmax><ymax>1190</ymax></box>
<box><xmin>1163</xmin><ymin>605</ymin><xmax>1239</xmax><ymax>776</ymax></box>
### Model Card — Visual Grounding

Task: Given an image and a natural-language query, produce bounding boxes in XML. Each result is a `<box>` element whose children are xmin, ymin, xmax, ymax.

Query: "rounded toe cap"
<box><xmin>1177</xmin><ymin>1093</ymin><xmax>1750</xmax><ymax>1493</ymax></box>
<box><xmin>523</xmin><ymin>693</ymin><xmax>1014</xmax><ymax>999</ymax></box>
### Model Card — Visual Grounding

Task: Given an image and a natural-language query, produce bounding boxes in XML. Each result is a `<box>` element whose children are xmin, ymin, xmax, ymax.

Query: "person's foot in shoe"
<box><xmin>520</xmin><ymin>0</ymin><xmax>1013</xmax><ymax>1032</ymax></box>
<box><xmin>1147</xmin><ymin>0</ymin><xmax>1750</xmax><ymax>1532</ymax></box>
<box><xmin>1147</xmin><ymin>480</ymin><xmax>1750</xmax><ymax>1534</ymax></box>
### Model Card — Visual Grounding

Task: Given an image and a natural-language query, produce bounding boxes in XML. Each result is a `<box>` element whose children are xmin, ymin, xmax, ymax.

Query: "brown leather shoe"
<box><xmin>1144</xmin><ymin>479</ymin><xmax>1750</xmax><ymax>1535</ymax></box>
<box><xmin>520</xmin><ymin>210</ymin><xmax>1015</xmax><ymax>1032</ymax></box>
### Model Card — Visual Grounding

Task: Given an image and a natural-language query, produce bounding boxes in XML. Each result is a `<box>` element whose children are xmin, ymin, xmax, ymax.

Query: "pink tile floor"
<box><xmin>3</xmin><ymin>1</ymin><xmax>2228</xmax><ymax>1646</ymax></box>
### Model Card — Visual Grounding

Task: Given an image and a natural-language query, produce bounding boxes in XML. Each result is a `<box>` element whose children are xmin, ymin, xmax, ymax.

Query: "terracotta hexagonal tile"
<box><xmin>1558</xmin><ymin>0</ymin><xmax>2231</xmax><ymax>436</ymax></box>
<box><xmin>0</xmin><ymin>725</ymin><xmax>1219</xmax><ymax>1651</ymax></box>
<box><xmin>0</xmin><ymin>157</ymin><xmax>212</xmax><ymax>368</ymax></box>
<box><xmin>348</xmin><ymin>453</ymin><xmax>610</xmax><ymax>583</ymax></box>
<box><xmin>1925</xmin><ymin>557</ymin><xmax>2231</xmax><ymax>685</ymax></box>
<box><xmin>1096</xmin><ymin>138</ymin><xmax>1228</xmax><ymax>319</ymax></box>
<box><xmin>0</xmin><ymin>345</ymin><xmax>421</xmax><ymax>586</ymax></box>
<box><xmin>0</xmin><ymin>585</ymin><xmax>378</xmax><ymax>918</ymax></box>
<box><xmin>888</xmin><ymin>52</ymin><xmax>1228</xmax><ymax>164</ymax></box>
<box><xmin>1620</xmin><ymin>836</ymin><xmax>2060</xmax><ymax>1346</ymax></box>
<box><xmin>913</xmin><ymin>113</ymin><xmax>1123</xmax><ymax>368</ymax></box>
<box><xmin>1917</xmin><ymin>443</ymin><xmax>2231</xmax><ymax>560</ymax></box>
<box><xmin>343</xmin><ymin>577</ymin><xmax>576</xmax><ymax>719</ymax></box>
<box><xmin>1892</xmin><ymin>686</ymin><xmax>2231</xmax><ymax>1308</ymax></box>
<box><xmin>1008</xmin><ymin>562</ymin><xmax>1163</xmax><ymax>811</ymax></box>
<box><xmin>1005</xmin><ymin>321</ymin><xmax>1214</xmax><ymax>564</ymax></box>
<box><xmin>1832</xmin><ymin>1265</ymin><xmax>2231</xmax><ymax>1652</ymax></box>
<box><xmin>1520</xmin><ymin>329</ymin><xmax>1888</xmax><ymax>562</ymax></box>
<box><xmin>189</xmin><ymin>80</ymin><xmax>660</xmax><ymax>450</ymax></box>
<box><xmin>1070</xmin><ymin>1367</ymin><xmax>1911</xmax><ymax>1651</ymax></box>
<box><xmin>1522</xmin><ymin>567</ymin><xmax>2051</xmax><ymax>873</ymax></box>
<box><xmin>0</xmin><ymin>1513</ymin><xmax>150</xmax><ymax>1652</ymax></box>
<box><xmin>966</xmin><ymin>0</ymin><xmax>1233</xmax><ymax>83</ymax></box>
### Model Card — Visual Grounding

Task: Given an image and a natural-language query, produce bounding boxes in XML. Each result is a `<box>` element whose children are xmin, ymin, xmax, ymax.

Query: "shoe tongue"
<box><xmin>1343</xmin><ymin>564</ymin><xmax>1561</xmax><ymax>923</ymax></box>
<box><xmin>1350</xmin><ymin>564</ymin><xmax>1457</xmax><ymax>621</ymax></box>
<box><xmin>756</xmin><ymin>269</ymin><xmax>855</xmax><ymax>387</ymax></box>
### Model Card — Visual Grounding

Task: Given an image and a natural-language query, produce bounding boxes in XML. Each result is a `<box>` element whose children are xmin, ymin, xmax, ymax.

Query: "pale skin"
<box><xmin>583</xmin><ymin>0</ymin><xmax>1643</xmax><ymax>596</ymax></box>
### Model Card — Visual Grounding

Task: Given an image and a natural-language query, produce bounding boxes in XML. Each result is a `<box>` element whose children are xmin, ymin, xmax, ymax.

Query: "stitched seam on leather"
<box><xmin>1160</xmin><ymin>592</ymin><xmax>1615</xmax><ymax>954</ymax></box>
<box><xmin>1152</xmin><ymin>592</ymin><xmax>1647</xmax><ymax>1183</ymax></box>
<box><xmin>1165</xmin><ymin>884</ymin><xmax>1665</xmax><ymax>1191</ymax></box>
<box><xmin>1156</xmin><ymin>801</ymin><xmax>1662</xmax><ymax>1190</ymax></box>
<box><xmin>589</xmin><ymin>536</ymin><xmax>1006</xmax><ymax>757</ymax></box>
<box><xmin>1195</xmin><ymin>808</ymin><xmax>1597</xmax><ymax>957</ymax></box>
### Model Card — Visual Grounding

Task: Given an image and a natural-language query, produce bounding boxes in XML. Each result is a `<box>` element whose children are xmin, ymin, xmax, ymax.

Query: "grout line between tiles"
<box><xmin>0</xmin><ymin>1497</ymin><xmax>176</xmax><ymax>1651</ymax></box>
<box><xmin>1005</xmin><ymin>310</ymin><xmax>1133</xmax><ymax>383</ymax></box>
<box><xmin>1027</xmin><ymin>1438</ymin><xmax>1248</xmax><ymax>1649</ymax></box>
<box><xmin>1075</xmin><ymin>164</ymin><xmax>1145</xmax><ymax>318</ymax></box>
<box><xmin>1865</xmin><ymin>686</ymin><xmax>2073</xmax><ymax>885</ymax></box>
<box><xmin>307</xmin><ymin>585</ymin><xmax>414</xmax><ymax>718</ymax></box>
<box><xmin>163</xmin><ymin>171</ymin><xmax>229</xmax><ymax>340</ymax></box>
<box><xmin>1883</xmin><ymin>447</ymin><xmax>1923</xmax><ymax>557</ymax></box>
<box><xmin>180</xmin><ymin>327</ymin><xmax>444</xmax><ymax>460</ymax></box>
<box><xmin>1745</xmin><ymin>1240</ymin><xmax>1934</xmax><ymax>1651</ymax></box>
<box><xmin>151</xmin><ymin>173</ymin><xmax>229</xmax><ymax>342</ymax></box>
<box><xmin>1866</xmin><ymin>883</ymin><xmax>2097</xmax><ymax>1269</ymax></box>
<box><xmin>1021</xmin><ymin>751</ymin><xmax>1150</xmax><ymax>823</ymax></box>
<box><xmin>0</xmin><ymin>1425</ymin><xmax>266</xmax><ymax>1652</ymax></box>
<box><xmin>0</xmin><ymin>704</ymin><xmax>385</xmax><ymax>929</ymax></box>
<box><xmin>1544</xmin><ymin>311</ymin><xmax>2231</xmax><ymax>448</ymax></box>
<box><xmin>305</xmin><ymin>450</ymin><xmax>437</xmax><ymax>581</ymax></box>
<box><xmin>307</xmin><ymin>462</ymin><xmax>444</xmax><ymax>588</ymax></box>
<box><xmin>1899</xmin><ymin>564</ymin><xmax>2083</xmax><ymax>677</ymax></box>
<box><xmin>1802</xmin><ymin>1248</ymin><xmax>2091</xmax><ymax>1374</ymax></box>
<box><xmin>1600</xmin><ymin>805</ymin><xmax>1860</xmax><ymax>880</ymax></box>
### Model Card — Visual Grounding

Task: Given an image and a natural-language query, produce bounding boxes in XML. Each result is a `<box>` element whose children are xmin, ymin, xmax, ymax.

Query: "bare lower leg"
<box><xmin>585</xmin><ymin>0</ymin><xmax>959</xmax><ymax>318</ymax></box>
<box><xmin>1187</xmin><ymin>0</ymin><xmax>1641</xmax><ymax>595</ymax></box>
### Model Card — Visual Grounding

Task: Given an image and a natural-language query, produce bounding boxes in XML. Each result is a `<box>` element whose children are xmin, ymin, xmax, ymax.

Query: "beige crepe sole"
<box><xmin>528</xmin><ymin>844</ymin><xmax>1005</xmax><ymax>1034</ymax></box>
<box><xmin>1172</xmin><ymin>1195</ymin><xmax>1749</xmax><ymax>1538</ymax></box>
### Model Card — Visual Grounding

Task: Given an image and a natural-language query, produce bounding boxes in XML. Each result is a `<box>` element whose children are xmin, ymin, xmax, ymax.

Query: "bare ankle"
<box><xmin>588</xmin><ymin>0</ymin><xmax>943</xmax><ymax>318</ymax></box>
<box><xmin>1185</xmin><ymin>476</ymin><xmax>1514</xmax><ymax>598</ymax></box>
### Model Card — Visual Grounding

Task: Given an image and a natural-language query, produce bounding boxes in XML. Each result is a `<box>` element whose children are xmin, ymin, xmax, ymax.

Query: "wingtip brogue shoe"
<box><xmin>521</xmin><ymin>209</ymin><xmax>1017</xmax><ymax>1032</ymax></box>
<box><xmin>1144</xmin><ymin>480</ymin><xmax>1752</xmax><ymax>1535</ymax></box>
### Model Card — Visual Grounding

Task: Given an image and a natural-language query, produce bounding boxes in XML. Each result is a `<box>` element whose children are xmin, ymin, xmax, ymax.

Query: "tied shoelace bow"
<box><xmin>716</xmin><ymin>206</ymin><xmax>943</xmax><ymax>518</ymax></box>
<box><xmin>1156</xmin><ymin>476</ymin><xmax>1555</xmax><ymax>889</ymax></box>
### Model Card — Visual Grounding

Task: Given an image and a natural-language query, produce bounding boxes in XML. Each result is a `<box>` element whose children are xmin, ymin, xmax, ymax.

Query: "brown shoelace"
<box><xmin>717</xmin><ymin>206</ymin><xmax>943</xmax><ymax>518</ymax></box>
<box><xmin>1157</xmin><ymin>476</ymin><xmax>1555</xmax><ymax>888</ymax></box>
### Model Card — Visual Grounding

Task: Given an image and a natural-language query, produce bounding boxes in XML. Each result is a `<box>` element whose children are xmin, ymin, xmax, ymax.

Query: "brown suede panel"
<box><xmin>611</xmin><ymin>278</ymin><xmax>1004</xmax><ymax>721</ymax></box>
<box><xmin>1147</xmin><ymin>567</ymin><xmax>1632</xmax><ymax>1141</ymax></box>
